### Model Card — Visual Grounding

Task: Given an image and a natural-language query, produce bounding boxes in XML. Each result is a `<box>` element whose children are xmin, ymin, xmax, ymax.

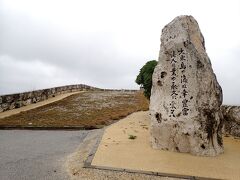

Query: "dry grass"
<box><xmin>0</xmin><ymin>91</ymin><xmax>149</xmax><ymax>128</ymax></box>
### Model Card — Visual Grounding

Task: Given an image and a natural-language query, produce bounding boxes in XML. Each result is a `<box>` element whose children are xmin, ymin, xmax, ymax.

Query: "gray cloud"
<box><xmin>210</xmin><ymin>46</ymin><xmax>240</xmax><ymax>105</ymax></box>
<box><xmin>0</xmin><ymin>9</ymin><xmax>146</xmax><ymax>94</ymax></box>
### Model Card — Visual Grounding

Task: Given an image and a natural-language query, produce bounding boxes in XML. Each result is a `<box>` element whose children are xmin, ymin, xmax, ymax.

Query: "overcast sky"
<box><xmin>0</xmin><ymin>0</ymin><xmax>240</xmax><ymax>105</ymax></box>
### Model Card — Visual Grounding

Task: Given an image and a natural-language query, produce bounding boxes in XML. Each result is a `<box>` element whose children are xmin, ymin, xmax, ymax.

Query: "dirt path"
<box><xmin>66</xmin><ymin>128</ymin><xmax>180</xmax><ymax>180</ymax></box>
<box><xmin>0</xmin><ymin>91</ymin><xmax>82</xmax><ymax>119</ymax></box>
<box><xmin>92</xmin><ymin>111</ymin><xmax>240</xmax><ymax>180</ymax></box>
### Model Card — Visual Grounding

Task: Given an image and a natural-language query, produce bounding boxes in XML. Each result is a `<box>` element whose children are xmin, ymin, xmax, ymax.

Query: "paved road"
<box><xmin>0</xmin><ymin>130</ymin><xmax>90</xmax><ymax>180</ymax></box>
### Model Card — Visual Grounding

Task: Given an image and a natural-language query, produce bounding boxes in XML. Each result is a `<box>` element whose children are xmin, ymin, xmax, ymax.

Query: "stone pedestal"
<box><xmin>150</xmin><ymin>15</ymin><xmax>224</xmax><ymax>156</ymax></box>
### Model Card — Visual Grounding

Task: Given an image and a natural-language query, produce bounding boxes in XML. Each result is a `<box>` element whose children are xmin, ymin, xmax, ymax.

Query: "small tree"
<box><xmin>136</xmin><ymin>60</ymin><xmax>158</xmax><ymax>99</ymax></box>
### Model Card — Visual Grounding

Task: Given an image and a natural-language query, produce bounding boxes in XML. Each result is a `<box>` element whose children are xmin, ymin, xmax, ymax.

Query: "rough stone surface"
<box><xmin>221</xmin><ymin>105</ymin><xmax>240</xmax><ymax>137</ymax></box>
<box><xmin>150</xmin><ymin>15</ymin><xmax>224</xmax><ymax>156</ymax></box>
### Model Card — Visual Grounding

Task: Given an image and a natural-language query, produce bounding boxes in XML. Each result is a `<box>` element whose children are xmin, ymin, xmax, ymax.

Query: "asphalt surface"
<box><xmin>0</xmin><ymin>130</ymin><xmax>91</xmax><ymax>180</ymax></box>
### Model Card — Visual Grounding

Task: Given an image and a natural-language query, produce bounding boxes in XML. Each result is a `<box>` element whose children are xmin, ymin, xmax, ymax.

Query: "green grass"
<box><xmin>128</xmin><ymin>135</ymin><xmax>137</xmax><ymax>140</ymax></box>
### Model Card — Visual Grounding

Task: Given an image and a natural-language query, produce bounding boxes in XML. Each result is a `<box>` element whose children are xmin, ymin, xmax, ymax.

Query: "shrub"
<box><xmin>135</xmin><ymin>60</ymin><xmax>158</xmax><ymax>99</ymax></box>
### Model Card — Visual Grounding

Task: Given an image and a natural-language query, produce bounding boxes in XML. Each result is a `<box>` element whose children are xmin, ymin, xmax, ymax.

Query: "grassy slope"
<box><xmin>0</xmin><ymin>91</ymin><xmax>149</xmax><ymax>128</ymax></box>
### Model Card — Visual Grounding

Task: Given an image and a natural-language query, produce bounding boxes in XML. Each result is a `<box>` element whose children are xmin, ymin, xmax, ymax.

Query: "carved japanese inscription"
<box><xmin>150</xmin><ymin>15</ymin><xmax>224</xmax><ymax>156</ymax></box>
<box><xmin>168</xmin><ymin>47</ymin><xmax>192</xmax><ymax>118</ymax></box>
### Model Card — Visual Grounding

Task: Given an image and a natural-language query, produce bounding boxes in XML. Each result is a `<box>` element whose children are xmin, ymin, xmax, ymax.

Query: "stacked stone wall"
<box><xmin>0</xmin><ymin>84</ymin><xmax>138</xmax><ymax>112</ymax></box>
<box><xmin>221</xmin><ymin>105</ymin><xmax>240</xmax><ymax>137</ymax></box>
<box><xmin>0</xmin><ymin>84</ymin><xmax>99</xmax><ymax>112</ymax></box>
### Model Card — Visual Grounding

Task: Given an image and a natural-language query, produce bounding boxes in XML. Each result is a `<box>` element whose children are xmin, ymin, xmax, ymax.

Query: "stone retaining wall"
<box><xmin>0</xmin><ymin>85</ymin><xmax>138</xmax><ymax>113</ymax></box>
<box><xmin>0</xmin><ymin>84</ymin><xmax>100</xmax><ymax>112</ymax></box>
<box><xmin>221</xmin><ymin>105</ymin><xmax>240</xmax><ymax>137</ymax></box>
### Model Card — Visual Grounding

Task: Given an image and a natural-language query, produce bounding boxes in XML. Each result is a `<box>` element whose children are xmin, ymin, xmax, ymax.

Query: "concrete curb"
<box><xmin>0</xmin><ymin>126</ymin><xmax>101</xmax><ymax>130</ymax></box>
<box><xmin>84</xmin><ymin>127</ymin><xmax>106</xmax><ymax>167</ymax></box>
<box><xmin>84</xmin><ymin>165</ymin><xmax>219</xmax><ymax>180</ymax></box>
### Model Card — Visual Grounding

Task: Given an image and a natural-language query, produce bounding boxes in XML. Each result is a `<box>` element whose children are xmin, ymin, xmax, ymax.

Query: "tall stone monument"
<box><xmin>150</xmin><ymin>15</ymin><xmax>224</xmax><ymax>156</ymax></box>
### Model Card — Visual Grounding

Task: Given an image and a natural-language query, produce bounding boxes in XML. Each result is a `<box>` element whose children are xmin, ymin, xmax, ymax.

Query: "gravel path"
<box><xmin>0</xmin><ymin>130</ymin><xmax>90</xmax><ymax>180</ymax></box>
<box><xmin>0</xmin><ymin>129</ymin><xmax>184</xmax><ymax>180</ymax></box>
